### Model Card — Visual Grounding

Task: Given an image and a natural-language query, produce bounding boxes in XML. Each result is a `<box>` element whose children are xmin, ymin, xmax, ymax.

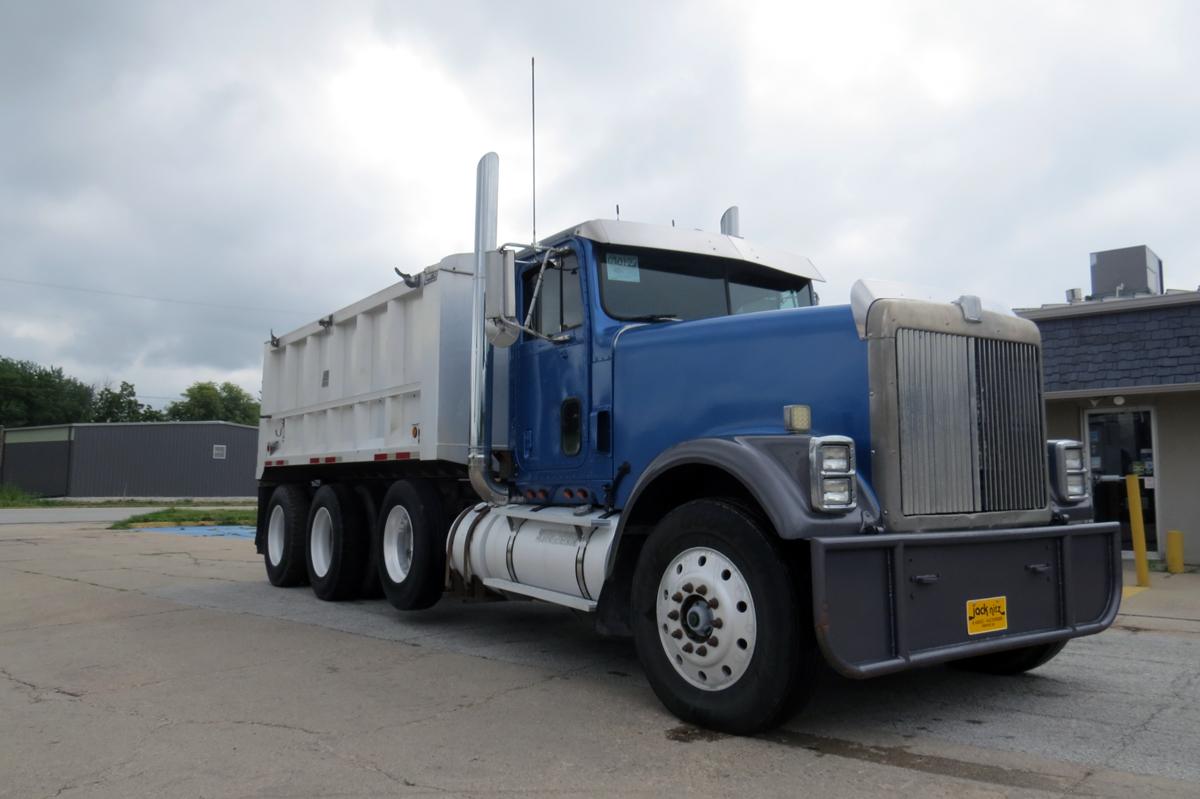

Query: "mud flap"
<box><xmin>810</xmin><ymin>522</ymin><xmax>1121</xmax><ymax>678</ymax></box>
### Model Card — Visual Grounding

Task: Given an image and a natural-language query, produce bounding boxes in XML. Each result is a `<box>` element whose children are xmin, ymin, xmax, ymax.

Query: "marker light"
<box><xmin>784</xmin><ymin>404</ymin><xmax>812</xmax><ymax>433</ymax></box>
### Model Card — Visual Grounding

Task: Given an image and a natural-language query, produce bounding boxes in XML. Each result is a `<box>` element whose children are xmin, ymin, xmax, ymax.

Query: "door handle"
<box><xmin>1025</xmin><ymin>562</ymin><xmax>1051</xmax><ymax>575</ymax></box>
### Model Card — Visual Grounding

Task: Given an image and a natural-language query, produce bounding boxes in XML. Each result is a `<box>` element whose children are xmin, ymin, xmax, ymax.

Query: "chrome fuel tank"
<box><xmin>447</xmin><ymin>504</ymin><xmax>619</xmax><ymax>612</ymax></box>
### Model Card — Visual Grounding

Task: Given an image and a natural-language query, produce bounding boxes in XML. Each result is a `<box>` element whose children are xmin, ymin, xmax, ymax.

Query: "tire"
<box><xmin>950</xmin><ymin>641</ymin><xmax>1067</xmax><ymax>675</ymax></box>
<box><xmin>631</xmin><ymin>498</ymin><xmax>816</xmax><ymax>735</ymax></box>
<box><xmin>264</xmin><ymin>484</ymin><xmax>309</xmax><ymax>587</ymax></box>
<box><xmin>375</xmin><ymin>479</ymin><xmax>446</xmax><ymax>611</ymax></box>
<box><xmin>355</xmin><ymin>485</ymin><xmax>385</xmax><ymax>600</ymax></box>
<box><xmin>306</xmin><ymin>484</ymin><xmax>369</xmax><ymax>601</ymax></box>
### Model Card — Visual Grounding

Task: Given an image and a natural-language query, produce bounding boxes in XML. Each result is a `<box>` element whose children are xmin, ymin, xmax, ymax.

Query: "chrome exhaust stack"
<box><xmin>468</xmin><ymin>152</ymin><xmax>511</xmax><ymax>506</ymax></box>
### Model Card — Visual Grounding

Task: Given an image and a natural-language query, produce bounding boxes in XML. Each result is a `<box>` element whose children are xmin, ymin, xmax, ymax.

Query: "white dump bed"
<box><xmin>257</xmin><ymin>253</ymin><xmax>504</xmax><ymax>479</ymax></box>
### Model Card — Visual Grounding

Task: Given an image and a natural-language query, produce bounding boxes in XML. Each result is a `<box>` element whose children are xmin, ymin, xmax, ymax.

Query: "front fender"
<box><xmin>616</xmin><ymin>436</ymin><xmax>880</xmax><ymax>541</ymax></box>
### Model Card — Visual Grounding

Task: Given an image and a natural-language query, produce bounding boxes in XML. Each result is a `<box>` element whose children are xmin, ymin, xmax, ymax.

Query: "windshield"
<box><xmin>596</xmin><ymin>246</ymin><xmax>814</xmax><ymax>321</ymax></box>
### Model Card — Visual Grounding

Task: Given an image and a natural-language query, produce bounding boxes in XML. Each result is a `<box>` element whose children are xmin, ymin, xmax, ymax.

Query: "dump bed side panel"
<box><xmin>257</xmin><ymin>255</ymin><xmax>487</xmax><ymax>478</ymax></box>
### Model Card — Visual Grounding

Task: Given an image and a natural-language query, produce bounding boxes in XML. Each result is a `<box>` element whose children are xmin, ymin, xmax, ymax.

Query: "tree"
<box><xmin>92</xmin><ymin>381</ymin><xmax>143</xmax><ymax>423</ymax></box>
<box><xmin>0</xmin><ymin>357</ymin><xmax>94</xmax><ymax>428</ymax></box>
<box><xmin>166</xmin><ymin>381</ymin><xmax>260</xmax><ymax>425</ymax></box>
<box><xmin>91</xmin><ymin>380</ymin><xmax>165</xmax><ymax>422</ymax></box>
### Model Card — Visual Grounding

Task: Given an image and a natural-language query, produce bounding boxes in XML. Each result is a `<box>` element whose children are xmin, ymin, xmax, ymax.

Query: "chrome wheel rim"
<box><xmin>382</xmin><ymin>505</ymin><xmax>414</xmax><ymax>584</ymax></box>
<box><xmin>310</xmin><ymin>507</ymin><xmax>333</xmax><ymax>578</ymax></box>
<box><xmin>267</xmin><ymin>505</ymin><xmax>285</xmax><ymax>566</ymax></box>
<box><xmin>656</xmin><ymin>546</ymin><xmax>757</xmax><ymax>691</ymax></box>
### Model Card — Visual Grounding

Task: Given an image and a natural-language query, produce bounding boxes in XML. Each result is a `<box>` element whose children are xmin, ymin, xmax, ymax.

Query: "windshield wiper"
<box><xmin>624</xmin><ymin>313</ymin><xmax>681</xmax><ymax>323</ymax></box>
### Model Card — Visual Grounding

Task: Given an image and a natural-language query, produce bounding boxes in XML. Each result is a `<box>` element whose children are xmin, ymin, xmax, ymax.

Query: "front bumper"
<box><xmin>810</xmin><ymin>521</ymin><xmax>1121</xmax><ymax>678</ymax></box>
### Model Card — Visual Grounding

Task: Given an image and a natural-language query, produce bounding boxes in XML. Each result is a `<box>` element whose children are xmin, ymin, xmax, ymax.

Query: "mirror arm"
<box><xmin>523</xmin><ymin>249</ymin><xmax>555</xmax><ymax>329</ymax></box>
<box><xmin>513</xmin><ymin>322</ymin><xmax>568</xmax><ymax>344</ymax></box>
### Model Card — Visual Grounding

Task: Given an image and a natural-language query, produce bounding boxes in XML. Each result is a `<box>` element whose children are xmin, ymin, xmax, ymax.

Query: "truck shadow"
<box><xmin>369</xmin><ymin>595</ymin><xmax>1068</xmax><ymax>729</ymax></box>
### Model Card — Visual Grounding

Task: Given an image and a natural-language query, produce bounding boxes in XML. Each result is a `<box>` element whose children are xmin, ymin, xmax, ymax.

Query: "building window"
<box><xmin>212</xmin><ymin>444</ymin><xmax>227</xmax><ymax>460</ymax></box>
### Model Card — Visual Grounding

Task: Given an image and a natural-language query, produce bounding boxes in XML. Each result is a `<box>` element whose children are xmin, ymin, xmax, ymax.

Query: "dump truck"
<box><xmin>255</xmin><ymin>153</ymin><xmax>1120</xmax><ymax>733</ymax></box>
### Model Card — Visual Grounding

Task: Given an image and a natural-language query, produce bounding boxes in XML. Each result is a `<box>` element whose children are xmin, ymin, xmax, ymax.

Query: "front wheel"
<box><xmin>631</xmin><ymin>499</ymin><xmax>816</xmax><ymax>735</ymax></box>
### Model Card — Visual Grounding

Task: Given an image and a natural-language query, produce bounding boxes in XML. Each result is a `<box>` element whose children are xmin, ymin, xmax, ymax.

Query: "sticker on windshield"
<box><xmin>606</xmin><ymin>253</ymin><xmax>641</xmax><ymax>283</ymax></box>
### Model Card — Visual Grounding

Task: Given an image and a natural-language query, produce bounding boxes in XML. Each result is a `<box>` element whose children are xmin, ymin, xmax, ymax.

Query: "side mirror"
<box><xmin>484</xmin><ymin>250</ymin><xmax>520</xmax><ymax>347</ymax></box>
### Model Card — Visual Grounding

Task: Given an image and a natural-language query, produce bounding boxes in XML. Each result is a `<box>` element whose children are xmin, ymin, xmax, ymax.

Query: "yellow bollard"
<box><xmin>1166</xmin><ymin>530</ymin><xmax>1185</xmax><ymax>575</ymax></box>
<box><xmin>1125</xmin><ymin>475</ymin><xmax>1151</xmax><ymax>588</ymax></box>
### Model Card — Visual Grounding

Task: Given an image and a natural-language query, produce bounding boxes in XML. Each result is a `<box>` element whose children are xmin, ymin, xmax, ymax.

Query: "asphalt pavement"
<box><xmin>1</xmin><ymin>513</ymin><xmax>1198</xmax><ymax>797</ymax></box>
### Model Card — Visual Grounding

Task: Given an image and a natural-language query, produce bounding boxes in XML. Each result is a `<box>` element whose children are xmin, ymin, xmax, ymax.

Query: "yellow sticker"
<box><xmin>966</xmin><ymin>595</ymin><xmax>1008</xmax><ymax>635</ymax></box>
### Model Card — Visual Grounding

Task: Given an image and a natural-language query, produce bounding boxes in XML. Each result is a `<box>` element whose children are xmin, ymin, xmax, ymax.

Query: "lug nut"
<box><xmin>682</xmin><ymin>643</ymin><xmax>694</xmax><ymax>654</ymax></box>
<box><xmin>682</xmin><ymin>582</ymin><xmax>694</xmax><ymax>593</ymax></box>
<box><xmin>696</xmin><ymin>646</ymin><xmax>708</xmax><ymax>656</ymax></box>
<box><xmin>712</xmin><ymin>618</ymin><xmax>723</xmax><ymax>629</ymax></box>
<box><xmin>708</xmin><ymin>636</ymin><xmax>719</xmax><ymax>647</ymax></box>
<box><xmin>672</xmin><ymin>592</ymin><xmax>683</xmax><ymax>603</ymax></box>
<box><xmin>671</xmin><ymin>629</ymin><xmax>683</xmax><ymax>639</ymax></box>
<box><xmin>708</xmin><ymin>598</ymin><xmax>719</xmax><ymax>609</ymax></box>
<box><xmin>667</xmin><ymin>609</ymin><xmax>679</xmax><ymax>621</ymax></box>
<box><xmin>696</xmin><ymin>585</ymin><xmax>708</xmax><ymax>596</ymax></box>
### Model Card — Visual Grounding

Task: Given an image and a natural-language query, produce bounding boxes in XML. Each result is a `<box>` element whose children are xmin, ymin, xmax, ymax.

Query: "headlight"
<box><xmin>1047</xmin><ymin>440</ymin><xmax>1089</xmax><ymax>504</ymax></box>
<box><xmin>820</xmin><ymin>445</ymin><xmax>850</xmax><ymax>473</ymax></box>
<box><xmin>810</xmin><ymin>435</ymin><xmax>856</xmax><ymax>512</ymax></box>
<box><xmin>1064</xmin><ymin>448</ymin><xmax>1083</xmax><ymax>472</ymax></box>
<box><xmin>820</xmin><ymin>477</ymin><xmax>852</xmax><ymax>506</ymax></box>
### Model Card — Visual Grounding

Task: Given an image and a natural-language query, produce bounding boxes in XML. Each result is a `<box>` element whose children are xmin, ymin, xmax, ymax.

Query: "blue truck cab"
<box><xmin>508</xmin><ymin>224</ymin><xmax>868</xmax><ymax>512</ymax></box>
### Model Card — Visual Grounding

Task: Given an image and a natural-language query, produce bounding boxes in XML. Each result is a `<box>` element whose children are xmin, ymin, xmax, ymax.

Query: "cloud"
<box><xmin>2</xmin><ymin>0</ymin><xmax>1199</xmax><ymax>406</ymax></box>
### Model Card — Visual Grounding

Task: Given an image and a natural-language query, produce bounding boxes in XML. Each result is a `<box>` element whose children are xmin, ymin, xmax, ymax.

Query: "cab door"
<box><xmin>511</xmin><ymin>250</ymin><xmax>590</xmax><ymax>480</ymax></box>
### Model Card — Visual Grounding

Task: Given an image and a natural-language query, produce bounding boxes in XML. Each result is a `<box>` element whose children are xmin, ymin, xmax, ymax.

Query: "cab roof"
<box><xmin>538</xmin><ymin>219</ymin><xmax>824</xmax><ymax>283</ymax></box>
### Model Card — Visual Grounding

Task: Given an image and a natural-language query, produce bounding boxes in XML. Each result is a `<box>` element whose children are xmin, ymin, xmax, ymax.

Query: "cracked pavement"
<box><xmin>1</xmin><ymin>515</ymin><xmax>1199</xmax><ymax>797</ymax></box>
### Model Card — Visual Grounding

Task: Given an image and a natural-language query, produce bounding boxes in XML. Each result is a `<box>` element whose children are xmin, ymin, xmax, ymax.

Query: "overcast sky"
<box><xmin>2</xmin><ymin>1</ymin><xmax>1199</xmax><ymax>406</ymax></box>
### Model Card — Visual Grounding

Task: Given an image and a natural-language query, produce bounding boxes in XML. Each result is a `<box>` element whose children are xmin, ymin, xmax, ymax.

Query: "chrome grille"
<box><xmin>896</xmin><ymin>329</ymin><xmax>1046</xmax><ymax>516</ymax></box>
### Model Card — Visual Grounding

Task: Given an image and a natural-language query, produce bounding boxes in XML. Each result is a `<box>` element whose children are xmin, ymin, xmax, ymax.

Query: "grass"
<box><xmin>0</xmin><ymin>484</ymin><xmax>56</xmax><ymax>507</ymax></box>
<box><xmin>109</xmin><ymin>507</ymin><xmax>257</xmax><ymax>530</ymax></box>
<box><xmin>0</xmin><ymin>484</ymin><xmax>254</xmax><ymax>509</ymax></box>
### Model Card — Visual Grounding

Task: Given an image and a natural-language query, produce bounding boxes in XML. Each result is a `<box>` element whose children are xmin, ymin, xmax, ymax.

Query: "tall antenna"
<box><xmin>531</xmin><ymin>56</ymin><xmax>537</xmax><ymax>247</ymax></box>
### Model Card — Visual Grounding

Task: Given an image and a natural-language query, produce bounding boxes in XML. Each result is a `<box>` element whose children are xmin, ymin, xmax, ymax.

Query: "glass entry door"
<box><xmin>1086</xmin><ymin>409</ymin><xmax>1157</xmax><ymax>554</ymax></box>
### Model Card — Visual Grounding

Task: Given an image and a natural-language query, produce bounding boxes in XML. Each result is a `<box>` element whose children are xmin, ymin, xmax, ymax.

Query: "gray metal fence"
<box><xmin>0</xmin><ymin>422</ymin><xmax>257</xmax><ymax>497</ymax></box>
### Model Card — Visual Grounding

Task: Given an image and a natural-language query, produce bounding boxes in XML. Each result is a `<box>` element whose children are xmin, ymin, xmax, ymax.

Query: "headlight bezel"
<box><xmin>1048</xmin><ymin>439</ymin><xmax>1089</xmax><ymax>504</ymax></box>
<box><xmin>810</xmin><ymin>435</ymin><xmax>857</xmax><ymax>512</ymax></box>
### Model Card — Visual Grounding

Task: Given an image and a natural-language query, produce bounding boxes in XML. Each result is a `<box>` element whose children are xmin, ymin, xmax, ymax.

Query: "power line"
<box><xmin>0</xmin><ymin>276</ymin><xmax>319</xmax><ymax>316</ymax></box>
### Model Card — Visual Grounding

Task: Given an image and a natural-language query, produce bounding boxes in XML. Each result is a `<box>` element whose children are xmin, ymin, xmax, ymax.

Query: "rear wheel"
<box><xmin>264</xmin><ymin>484</ymin><xmax>309</xmax><ymax>587</ymax></box>
<box><xmin>951</xmin><ymin>641</ymin><xmax>1067</xmax><ymax>675</ymax></box>
<box><xmin>306</xmin><ymin>484</ymin><xmax>369</xmax><ymax>601</ymax></box>
<box><xmin>631</xmin><ymin>499</ymin><xmax>816</xmax><ymax>734</ymax></box>
<box><xmin>375</xmin><ymin>479</ymin><xmax>446</xmax><ymax>611</ymax></box>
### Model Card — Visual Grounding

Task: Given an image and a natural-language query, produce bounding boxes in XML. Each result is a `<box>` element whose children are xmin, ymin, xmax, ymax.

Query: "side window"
<box><xmin>522</xmin><ymin>255</ymin><xmax>582</xmax><ymax>335</ymax></box>
<box><xmin>522</xmin><ymin>265</ymin><xmax>559</xmax><ymax>335</ymax></box>
<box><xmin>561</xmin><ymin>256</ymin><xmax>583</xmax><ymax>330</ymax></box>
<box><xmin>540</xmin><ymin>267</ymin><xmax>562</xmax><ymax>334</ymax></box>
